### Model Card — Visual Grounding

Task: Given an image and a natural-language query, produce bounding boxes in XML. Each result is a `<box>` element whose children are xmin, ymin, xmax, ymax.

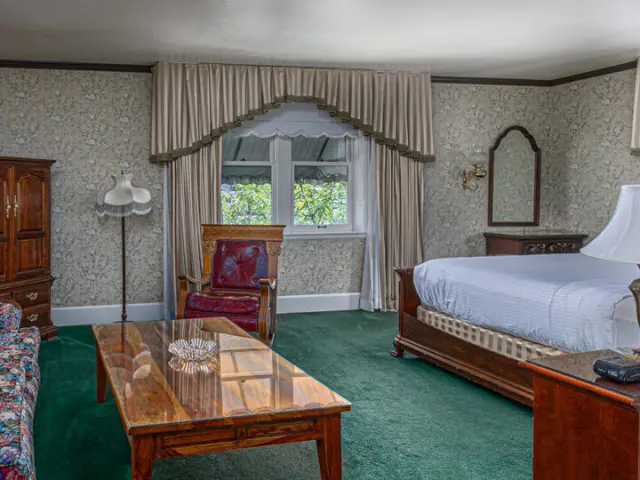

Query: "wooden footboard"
<box><xmin>393</xmin><ymin>268</ymin><xmax>534</xmax><ymax>406</ymax></box>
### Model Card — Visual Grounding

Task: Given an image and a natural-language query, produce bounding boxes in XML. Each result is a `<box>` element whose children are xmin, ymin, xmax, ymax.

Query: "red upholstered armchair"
<box><xmin>177</xmin><ymin>224</ymin><xmax>284</xmax><ymax>345</ymax></box>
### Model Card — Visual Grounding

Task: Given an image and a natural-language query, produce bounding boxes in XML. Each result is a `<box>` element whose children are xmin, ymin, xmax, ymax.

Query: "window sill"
<box><xmin>284</xmin><ymin>232</ymin><xmax>367</xmax><ymax>241</ymax></box>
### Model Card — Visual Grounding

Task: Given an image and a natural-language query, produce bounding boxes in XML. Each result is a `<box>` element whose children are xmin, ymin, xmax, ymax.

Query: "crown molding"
<box><xmin>433</xmin><ymin>60</ymin><xmax>638</xmax><ymax>87</ymax></box>
<box><xmin>0</xmin><ymin>58</ymin><xmax>636</xmax><ymax>86</ymax></box>
<box><xmin>431</xmin><ymin>76</ymin><xmax>549</xmax><ymax>87</ymax></box>
<box><xmin>0</xmin><ymin>59</ymin><xmax>151</xmax><ymax>73</ymax></box>
<box><xmin>549</xmin><ymin>61</ymin><xmax>638</xmax><ymax>86</ymax></box>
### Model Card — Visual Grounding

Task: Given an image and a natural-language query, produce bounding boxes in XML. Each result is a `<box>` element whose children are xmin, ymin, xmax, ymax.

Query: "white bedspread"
<box><xmin>413</xmin><ymin>254</ymin><xmax>640</xmax><ymax>352</ymax></box>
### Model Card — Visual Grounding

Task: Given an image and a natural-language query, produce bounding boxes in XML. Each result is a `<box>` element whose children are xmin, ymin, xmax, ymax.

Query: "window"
<box><xmin>221</xmin><ymin>134</ymin><xmax>363</xmax><ymax>235</ymax></box>
<box><xmin>221</xmin><ymin>136</ymin><xmax>272</xmax><ymax>225</ymax></box>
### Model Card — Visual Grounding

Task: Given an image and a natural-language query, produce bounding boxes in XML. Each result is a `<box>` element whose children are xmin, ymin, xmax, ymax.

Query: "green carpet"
<box><xmin>35</xmin><ymin>311</ymin><xmax>532</xmax><ymax>479</ymax></box>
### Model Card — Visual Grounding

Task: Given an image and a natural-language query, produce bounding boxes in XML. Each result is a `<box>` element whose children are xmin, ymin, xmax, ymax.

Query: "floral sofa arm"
<box><xmin>0</xmin><ymin>298</ymin><xmax>22</xmax><ymax>332</ymax></box>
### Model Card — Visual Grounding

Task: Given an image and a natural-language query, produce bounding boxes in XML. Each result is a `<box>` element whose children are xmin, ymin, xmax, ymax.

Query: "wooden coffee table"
<box><xmin>93</xmin><ymin>317</ymin><xmax>351</xmax><ymax>479</ymax></box>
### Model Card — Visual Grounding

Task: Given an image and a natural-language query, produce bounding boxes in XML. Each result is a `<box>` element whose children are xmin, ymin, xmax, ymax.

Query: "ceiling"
<box><xmin>1</xmin><ymin>0</ymin><xmax>639</xmax><ymax>79</ymax></box>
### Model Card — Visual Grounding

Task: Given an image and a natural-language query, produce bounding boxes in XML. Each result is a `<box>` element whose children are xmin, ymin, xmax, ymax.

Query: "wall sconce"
<box><xmin>461</xmin><ymin>148</ymin><xmax>487</xmax><ymax>191</ymax></box>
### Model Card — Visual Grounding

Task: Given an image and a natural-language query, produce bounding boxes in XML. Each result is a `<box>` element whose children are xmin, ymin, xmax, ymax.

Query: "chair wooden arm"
<box><xmin>258</xmin><ymin>277</ymin><xmax>277</xmax><ymax>346</ymax></box>
<box><xmin>258</xmin><ymin>278</ymin><xmax>277</xmax><ymax>290</ymax></box>
<box><xmin>176</xmin><ymin>274</ymin><xmax>212</xmax><ymax>319</ymax></box>
<box><xmin>177</xmin><ymin>274</ymin><xmax>211</xmax><ymax>286</ymax></box>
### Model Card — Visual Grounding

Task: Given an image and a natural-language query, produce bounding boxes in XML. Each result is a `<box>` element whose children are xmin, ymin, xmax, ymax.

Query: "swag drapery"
<box><xmin>152</xmin><ymin>62</ymin><xmax>434</xmax><ymax>312</ymax></box>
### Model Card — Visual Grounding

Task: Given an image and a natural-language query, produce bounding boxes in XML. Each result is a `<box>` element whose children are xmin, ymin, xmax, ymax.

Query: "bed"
<box><xmin>393</xmin><ymin>253</ymin><xmax>639</xmax><ymax>406</ymax></box>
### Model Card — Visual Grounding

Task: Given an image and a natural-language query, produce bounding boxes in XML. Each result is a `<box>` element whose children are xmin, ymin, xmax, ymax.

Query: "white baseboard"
<box><xmin>52</xmin><ymin>303</ymin><xmax>164</xmax><ymax>326</ymax></box>
<box><xmin>51</xmin><ymin>293</ymin><xmax>360</xmax><ymax>326</ymax></box>
<box><xmin>277</xmin><ymin>293</ymin><xmax>360</xmax><ymax>314</ymax></box>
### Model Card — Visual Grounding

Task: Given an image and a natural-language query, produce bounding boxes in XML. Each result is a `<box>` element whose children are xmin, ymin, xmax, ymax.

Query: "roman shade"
<box><xmin>150</xmin><ymin>62</ymin><xmax>435</xmax><ymax>164</ymax></box>
<box><xmin>633</xmin><ymin>57</ymin><xmax>640</xmax><ymax>156</ymax></box>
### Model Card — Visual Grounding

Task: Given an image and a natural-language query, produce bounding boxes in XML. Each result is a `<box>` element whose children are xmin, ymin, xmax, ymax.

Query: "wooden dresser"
<box><xmin>484</xmin><ymin>232</ymin><xmax>587</xmax><ymax>256</ymax></box>
<box><xmin>0</xmin><ymin>157</ymin><xmax>55</xmax><ymax>339</ymax></box>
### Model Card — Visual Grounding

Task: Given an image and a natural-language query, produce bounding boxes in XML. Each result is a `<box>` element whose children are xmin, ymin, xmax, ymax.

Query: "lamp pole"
<box><xmin>121</xmin><ymin>216</ymin><xmax>127</xmax><ymax>323</ymax></box>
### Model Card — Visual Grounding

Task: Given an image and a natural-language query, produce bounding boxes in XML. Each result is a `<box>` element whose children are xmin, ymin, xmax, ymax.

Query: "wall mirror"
<box><xmin>488</xmin><ymin>125</ymin><xmax>541</xmax><ymax>226</ymax></box>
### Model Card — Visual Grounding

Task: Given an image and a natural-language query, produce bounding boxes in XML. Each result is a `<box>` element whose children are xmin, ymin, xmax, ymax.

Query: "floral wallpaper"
<box><xmin>279</xmin><ymin>238</ymin><xmax>365</xmax><ymax>295</ymax></box>
<box><xmin>0</xmin><ymin>68</ymin><xmax>164</xmax><ymax>307</ymax></box>
<box><xmin>491</xmin><ymin>129</ymin><xmax>537</xmax><ymax>223</ymax></box>
<box><xmin>545</xmin><ymin>70</ymin><xmax>639</xmax><ymax>238</ymax></box>
<box><xmin>425</xmin><ymin>83</ymin><xmax>553</xmax><ymax>259</ymax></box>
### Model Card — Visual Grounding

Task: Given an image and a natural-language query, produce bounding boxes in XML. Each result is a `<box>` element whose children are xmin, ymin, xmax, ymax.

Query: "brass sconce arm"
<box><xmin>461</xmin><ymin>163</ymin><xmax>487</xmax><ymax>191</ymax></box>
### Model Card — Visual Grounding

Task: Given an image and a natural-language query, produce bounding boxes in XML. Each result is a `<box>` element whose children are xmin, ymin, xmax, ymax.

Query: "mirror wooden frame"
<box><xmin>488</xmin><ymin>125</ymin><xmax>541</xmax><ymax>226</ymax></box>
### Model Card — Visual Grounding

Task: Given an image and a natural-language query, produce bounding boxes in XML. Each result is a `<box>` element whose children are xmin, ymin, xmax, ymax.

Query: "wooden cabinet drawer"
<box><xmin>521</xmin><ymin>240</ymin><xmax>583</xmax><ymax>255</ymax></box>
<box><xmin>485</xmin><ymin>233</ymin><xmax>587</xmax><ymax>256</ymax></box>
<box><xmin>13</xmin><ymin>283</ymin><xmax>50</xmax><ymax>308</ymax></box>
<box><xmin>22</xmin><ymin>303</ymin><xmax>50</xmax><ymax>328</ymax></box>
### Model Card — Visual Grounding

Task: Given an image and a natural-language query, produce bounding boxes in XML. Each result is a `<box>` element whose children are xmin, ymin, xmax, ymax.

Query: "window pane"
<box><xmin>221</xmin><ymin>166</ymin><xmax>272</xmax><ymax>225</ymax></box>
<box><xmin>293</xmin><ymin>165</ymin><xmax>347</xmax><ymax>226</ymax></box>
<box><xmin>222</xmin><ymin>135</ymin><xmax>270</xmax><ymax>162</ymax></box>
<box><xmin>292</xmin><ymin>136</ymin><xmax>346</xmax><ymax>162</ymax></box>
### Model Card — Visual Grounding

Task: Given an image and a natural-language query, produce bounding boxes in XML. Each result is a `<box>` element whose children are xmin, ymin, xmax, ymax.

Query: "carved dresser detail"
<box><xmin>0</xmin><ymin>157</ymin><xmax>56</xmax><ymax>339</ymax></box>
<box><xmin>484</xmin><ymin>232</ymin><xmax>587</xmax><ymax>256</ymax></box>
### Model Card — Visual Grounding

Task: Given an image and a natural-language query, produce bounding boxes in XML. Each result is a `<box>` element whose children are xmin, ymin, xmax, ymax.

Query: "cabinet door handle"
<box><xmin>13</xmin><ymin>195</ymin><xmax>18</xmax><ymax>218</ymax></box>
<box><xmin>5</xmin><ymin>196</ymin><xmax>9</xmax><ymax>219</ymax></box>
<box><xmin>27</xmin><ymin>314</ymin><xmax>38</xmax><ymax>323</ymax></box>
<box><xmin>26</xmin><ymin>292</ymin><xmax>38</xmax><ymax>301</ymax></box>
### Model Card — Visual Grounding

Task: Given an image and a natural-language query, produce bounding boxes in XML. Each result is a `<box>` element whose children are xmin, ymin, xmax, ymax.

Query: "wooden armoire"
<box><xmin>0</xmin><ymin>157</ymin><xmax>55</xmax><ymax>339</ymax></box>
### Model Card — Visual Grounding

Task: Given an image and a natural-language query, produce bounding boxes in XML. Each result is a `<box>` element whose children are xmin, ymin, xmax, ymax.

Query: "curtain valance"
<box><xmin>632</xmin><ymin>57</ymin><xmax>640</xmax><ymax>156</ymax></box>
<box><xmin>150</xmin><ymin>62</ymin><xmax>435</xmax><ymax>164</ymax></box>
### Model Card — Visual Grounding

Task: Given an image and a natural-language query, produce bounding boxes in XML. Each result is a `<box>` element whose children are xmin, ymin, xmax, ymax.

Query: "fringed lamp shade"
<box><xmin>96</xmin><ymin>174</ymin><xmax>151</xmax><ymax>217</ymax></box>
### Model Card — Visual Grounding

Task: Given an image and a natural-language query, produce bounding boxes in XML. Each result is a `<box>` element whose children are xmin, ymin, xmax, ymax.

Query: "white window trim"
<box><xmin>222</xmin><ymin>134</ymin><xmax>366</xmax><ymax>236</ymax></box>
<box><xmin>284</xmin><ymin>232</ymin><xmax>366</xmax><ymax>241</ymax></box>
<box><xmin>289</xmin><ymin>160</ymin><xmax>352</xmax><ymax>235</ymax></box>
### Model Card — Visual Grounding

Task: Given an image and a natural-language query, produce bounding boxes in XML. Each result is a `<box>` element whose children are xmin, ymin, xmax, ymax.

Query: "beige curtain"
<box><xmin>632</xmin><ymin>57</ymin><xmax>640</xmax><ymax>155</ymax></box>
<box><xmin>377</xmin><ymin>145</ymin><xmax>425</xmax><ymax>311</ymax></box>
<box><xmin>152</xmin><ymin>63</ymin><xmax>224</xmax><ymax>307</ymax></box>
<box><xmin>169</xmin><ymin>141</ymin><xmax>221</xmax><ymax>300</ymax></box>
<box><xmin>150</xmin><ymin>62</ymin><xmax>435</xmax><ymax>164</ymax></box>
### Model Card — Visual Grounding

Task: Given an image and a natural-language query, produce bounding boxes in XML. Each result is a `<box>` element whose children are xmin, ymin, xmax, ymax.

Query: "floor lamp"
<box><xmin>96</xmin><ymin>172</ymin><xmax>151</xmax><ymax>322</ymax></box>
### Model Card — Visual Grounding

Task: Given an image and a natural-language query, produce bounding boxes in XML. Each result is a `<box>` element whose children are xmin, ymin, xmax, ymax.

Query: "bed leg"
<box><xmin>393</xmin><ymin>267</ymin><xmax>418</xmax><ymax>359</ymax></box>
<box><xmin>391</xmin><ymin>338</ymin><xmax>404</xmax><ymax>358</ymax></box>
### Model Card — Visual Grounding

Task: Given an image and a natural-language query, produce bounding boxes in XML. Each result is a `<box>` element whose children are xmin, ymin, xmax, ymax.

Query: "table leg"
<box><xmin>132</xmin><ymin>436</ymin><xmax>155</xmax><ymax>480</ymax></box>
<box><xmin>96</xmin><ymin>347</ymin><xmax>106</xmax><ymax>403</ymax></box>
<box><xmin>316</xmin><ymin>415</ymin><xmax>343</xmax><ymax>480</ymax></box>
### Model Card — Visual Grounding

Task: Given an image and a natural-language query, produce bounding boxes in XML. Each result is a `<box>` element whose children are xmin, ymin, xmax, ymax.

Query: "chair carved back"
<box><xmin>201</xmin><ymin>225</ymin><xmax>285</xmax><ymax>293</ymax></box>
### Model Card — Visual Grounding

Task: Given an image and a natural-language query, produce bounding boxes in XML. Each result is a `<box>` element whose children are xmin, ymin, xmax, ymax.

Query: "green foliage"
<box><xmin>221</xmin><ymin>183</ymin><xmax>272</xmax><ymax>225</ymax></box>
<box><xmin>294</xmin><ymin>181</ymin><xmax>347</xmax><ymax>225</ymax></box>
<box><xmin>221</xmin><ymin>181</ymin><xmax>347</xmax><ymax>226</ymax></box>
